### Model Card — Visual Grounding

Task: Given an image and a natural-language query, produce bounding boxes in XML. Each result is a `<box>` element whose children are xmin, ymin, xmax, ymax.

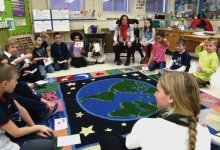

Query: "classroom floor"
<box><xmin>48</xmin><ymin>53</ymin><xmax>220</xmax><ymax>99</ymax></box>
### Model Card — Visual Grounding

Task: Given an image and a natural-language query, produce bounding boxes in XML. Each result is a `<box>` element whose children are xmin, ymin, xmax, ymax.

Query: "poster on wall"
<box><xmin>134</xmin><ymin>0</ymin><xmax>146</xmax><ymax>10</ymax></box>
<box><xmin>0</xmin><ymin>0</ymin><xmax>5</xmax><ymax>12</ymax></box>
<box><xmin>11</xmin><ymin>0</ymin><xmax>25</xmax><ymax>17</ymax></box>
<box><xmin>5</xmin><ymin>18</ymin><xmax>15</xmax><ymax>30</ymax></box>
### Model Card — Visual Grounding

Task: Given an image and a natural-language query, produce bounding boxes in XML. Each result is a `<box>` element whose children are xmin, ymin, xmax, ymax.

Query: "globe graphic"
<box><xmin>76</xmin><ymin>78</ymin><xmax>157</xmax><ymax>121</ymax></box>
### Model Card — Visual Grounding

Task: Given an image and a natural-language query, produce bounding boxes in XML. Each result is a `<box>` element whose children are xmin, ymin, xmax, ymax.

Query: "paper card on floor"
<box><xmin>94</xmin><ymin>43</ymin><xmax>100</xmax><ymax>52</ymax></box>
<box><xmin>57</xmin><ymin>134</ymin><xmax>81</xmax><ymax>147</ymax></box>
<box><xmin>43</xmin><ymin>57</ymin><xmax>53</xmax><ymax>66</ymax></box>
<box><xmin>74</xmin><ymin>42</ymin><xmax>83</xmax><ymax>48</ymax></box>
<box><xmin>35</xmin><ymin>80</ymin><xmax>48</xmax><ymax>85</ymax></box>
<box><xmin>204</xmin><ymin>109</ymin><xmax>220</xmax><ymax>131</ymax></box>
<box><xmin>54</xmin><ymin>118</ymin><xmax>68</xmax><ymax>131</ymax></box>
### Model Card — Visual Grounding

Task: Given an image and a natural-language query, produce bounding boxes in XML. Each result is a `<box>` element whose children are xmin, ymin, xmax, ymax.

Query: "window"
<box><xmin>50</xmin><ymin>0</ymin><xmax>84</xmax><ymax>11</ymax></box>
<box><xmin>103</xmin><ymin>0</ymin><xmax>129</xmax><ymax>12</ymax></box>
<box><xmin>146</xmin><ymin>0</ymin><xmax>167</xmax><ymax>13</ymax></box>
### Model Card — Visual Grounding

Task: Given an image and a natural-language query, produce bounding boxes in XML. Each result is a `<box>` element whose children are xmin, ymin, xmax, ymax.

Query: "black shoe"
<box><xmin>140</xmin><ymin>57</ymin><xmax>146</xmax><ymax>64</ymax></box>
<box><xmin>40</xmin><ymin>103</ymin><xmax>59</xmax><ymax>120</ymax></box>
<box><xmin>124</xmin><ymin>60</ymin><xmax>130</xmax><ymax>66</ymax></box>
<box><xmin>117</xmin><ymin>59</ymin><xmax>121</xmax><ymax>65</ymax></box>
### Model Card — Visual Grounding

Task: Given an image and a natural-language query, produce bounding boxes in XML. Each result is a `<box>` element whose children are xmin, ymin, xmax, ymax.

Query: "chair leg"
<box><xmin>132</xmin><ymin>53</ymin><xmax>135</xmax><ymax>63</ymax></box>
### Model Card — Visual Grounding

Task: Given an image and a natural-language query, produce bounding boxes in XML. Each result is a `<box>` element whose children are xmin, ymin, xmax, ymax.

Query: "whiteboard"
<box><xmin>51</xmin><ymin>9</ymin><xmax>69</xmax><ymax>19</ymax></box>
<box><xmin>34</xmin><ymin>21</ymin><xmax>52</xmax><ymax>33</ymax></box>
<box><xmin>33</xmin><ymin>9</ymin><xmax>51</xmax><ymax>20</ymax></box>
<box><xmin>53</xmin><ymin>20</ymin><xmax>70</xmax><ymax>31</ymax></box>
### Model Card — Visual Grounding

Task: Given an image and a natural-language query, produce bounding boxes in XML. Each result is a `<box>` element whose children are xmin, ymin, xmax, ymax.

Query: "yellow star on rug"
<box><xmin>70</xmin><ymin>87</ymin><xmax>76</xmax><ymax>90</ymax></box>
<box><xmin>121</xmin><ymin>122</ymin><xmax>127</xmax><ymax>126</ymax></box>
<box><xmin>80</xmin><ymin>125</ymin><xmax>95</xmax><ymax>137</ymax></box>
<box><xmin>66</xmin><ymin>82</ymin><xmax>76</xmax><ymax>86</ymax></box>
<box><xmin>132</xmin><ymin>73</ymin><xmax>139</xmax><ymax>77</ymax></box>
<box><xmin>75</xmin><ymin>112</ymin><xmax>84</xmax><ymax>118</ymax></box>
<box><xmin>104</xmin><ymin>128</ymin><xmax>112</xmax><ymax>132</ymax></box>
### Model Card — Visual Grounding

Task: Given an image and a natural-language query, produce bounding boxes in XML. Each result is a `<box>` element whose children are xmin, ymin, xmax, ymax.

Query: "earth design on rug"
<box><xmin>77</xmin><ymin>78</ymin><xmax>157</xmax><ymax>121</ymax></box>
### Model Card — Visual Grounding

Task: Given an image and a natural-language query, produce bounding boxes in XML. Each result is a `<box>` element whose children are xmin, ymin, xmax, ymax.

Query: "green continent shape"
<box><xmin>142</xmin><ymin>87</ymin><xmax>156</xmax><ymax>94</ymax></box>
<box><xmin>80</xmin><ymin>92</ymin><xmax>114</xmax><ymax>102</ymax></box>
<box><xmin>108</xmin><ymin>100</ymin><xmax>157</xmax><ymax>117</ymax></box>
<box><xmin>37</xmin><ymin>83</ymin><xmax>59</xmax><ymax>93</ymax></box>
<box><xmin>109</xmin><ymin>79</ymin><xmax>149</xmax><ymax>94</ymax></box>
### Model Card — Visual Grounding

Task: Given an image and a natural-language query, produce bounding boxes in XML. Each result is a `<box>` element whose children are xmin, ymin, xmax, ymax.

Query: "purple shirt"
<box><xmin>69</xmin><ymin>42</ymin><xmax>85</xmax><ymax>57</ymax></box>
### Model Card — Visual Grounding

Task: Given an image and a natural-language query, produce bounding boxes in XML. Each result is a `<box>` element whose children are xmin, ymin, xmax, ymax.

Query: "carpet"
<box><xmin>36</xmin><ymin>66</ymin><xmax>220</xmax><ymax>150</ymax></box>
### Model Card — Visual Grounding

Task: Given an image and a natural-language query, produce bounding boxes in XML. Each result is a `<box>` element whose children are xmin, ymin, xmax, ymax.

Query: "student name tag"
<box><xmin>74</xmin><ymin>42</ymin><xmax>84</xmax><ymax>48</ymax></box>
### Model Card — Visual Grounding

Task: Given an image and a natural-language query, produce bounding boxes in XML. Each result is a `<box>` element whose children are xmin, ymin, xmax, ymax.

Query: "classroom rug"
<box><xmin>36</xmin><ymin>66</ymin><xmax>220</xmax><ymax>150</ymax></box>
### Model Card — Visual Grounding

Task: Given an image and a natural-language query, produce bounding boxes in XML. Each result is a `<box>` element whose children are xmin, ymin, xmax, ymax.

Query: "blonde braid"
<box><xmin>189</xmin><ymin>116</ymin><xmax>197</xmax><ymax>150</ymax></box>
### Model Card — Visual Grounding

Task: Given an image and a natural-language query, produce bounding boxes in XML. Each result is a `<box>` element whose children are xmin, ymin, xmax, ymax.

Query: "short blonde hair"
<box><xmin>5</xmin><ymin>38</ymin><xmax>17</xmax><ymax>51</ymax></box>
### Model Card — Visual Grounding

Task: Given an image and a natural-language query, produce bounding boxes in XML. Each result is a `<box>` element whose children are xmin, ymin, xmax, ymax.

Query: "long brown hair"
<box><xmin>159</xmin><ymin>72</ymin><xmax>200</xmax><ymax>150</ymax></box>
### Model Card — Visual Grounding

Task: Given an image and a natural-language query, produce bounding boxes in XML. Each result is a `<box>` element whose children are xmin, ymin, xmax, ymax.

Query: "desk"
<box><xmin>157</xmin><ymin>29</ymin><xmax>193</xmax><ymax>51</ymax></box>
<box><xmin>181</xmin><ymin>34</ymin><xmax>220</xmax><ymax>53</ymax></box>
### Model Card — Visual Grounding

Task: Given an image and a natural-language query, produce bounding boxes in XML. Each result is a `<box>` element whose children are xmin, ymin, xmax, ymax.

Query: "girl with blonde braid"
<box><xmin>99</xmin><ymin>72</ymin><xmax>211</xmax><ymax>150</ymax></box>
<box><xmin>126</xmin><ymin>72</ymin><xmax>211</xmax><ymax>150</ymax></box>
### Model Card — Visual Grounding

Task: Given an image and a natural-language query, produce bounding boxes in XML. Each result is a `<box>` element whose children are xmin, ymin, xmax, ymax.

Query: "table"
<box><xmin>181</xmin><ymin>34</ymin><xmax>220</xmax><ymax>53</ymax></box>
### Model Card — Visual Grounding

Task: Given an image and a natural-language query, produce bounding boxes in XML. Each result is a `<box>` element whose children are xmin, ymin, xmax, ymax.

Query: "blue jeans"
<box><xmin>38</xmin><ymin>64</ymin><xmax>54</xmax><ymax>77</ymax></box>
<box><xmin>148</xmin><ymin>61</ymin><xmax>166</xmax><ymax>71</ymax></box>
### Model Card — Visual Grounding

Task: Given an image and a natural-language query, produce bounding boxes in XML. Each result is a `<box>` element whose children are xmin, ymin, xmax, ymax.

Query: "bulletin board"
<box><xmin>32</xmin><ymin>9</ymin><xmax>70</xmax><ymax>33</ymax></box>
<box><xmin>0</xmin><ymin>0</ymin><xmax>31</xmax><ymax>36</ymax></box>
<box><xmin>199</xmin><ymin>0</ymin><xmax>220</xmax><ymax>15</ymax></box>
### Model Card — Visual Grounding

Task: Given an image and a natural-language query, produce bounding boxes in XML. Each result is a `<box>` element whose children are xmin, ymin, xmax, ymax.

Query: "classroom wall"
<box><xmin>27</xmin><ymin>0</ymin><xmax>220</xmax><ymax>44</ymax></box>
<box><xmin>30</xmin><ymin>0</ymin><xmax>148</xmax><ymax>31</ymax></box>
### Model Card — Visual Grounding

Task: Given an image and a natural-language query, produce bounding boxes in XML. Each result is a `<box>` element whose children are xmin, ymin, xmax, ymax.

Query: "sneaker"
<box><xmin>40</xmin><ymin>103</ymin><xmax>59</xmax><ymax>120</ymax></box>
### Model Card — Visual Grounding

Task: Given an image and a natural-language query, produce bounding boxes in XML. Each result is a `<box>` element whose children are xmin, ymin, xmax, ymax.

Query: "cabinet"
<box><xmin>157</xmin><ymin>29</ymin><xmax>193</xmax><ymax>51</ymax></box>
<box><xmin>0</xmin><ymin>28</ymin><xmax>9</xmax><ymax>51</ymax></box>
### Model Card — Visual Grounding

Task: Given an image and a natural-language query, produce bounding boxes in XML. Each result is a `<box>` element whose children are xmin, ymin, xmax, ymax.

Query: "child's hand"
<box><xmin>42</xmin><ymin>57</ymin><xmax>48</xmax><ymax>61</ymax></box>
<box><xmin>199</xmin><ymin>40</ymin><xmax>206</xmax><ymax>47</ymax></box>
<box><xmin>162</xmin><ymin>38</ymin><xmax>168</xmax><ymax>45</ymax></box>
<box><xmin>113</xmin><ymin>41</ymin><xmax>119</xmax><ymax>46</ymax></box>
<box><xmin>197</xmin><ymin>66</ymin><xmax>203</xmax><ymax>72</ymax></box>
<box><xmin>127</xmin><ymin>41</ymin><xmax>132</xmax><ymax>48</ymax></box>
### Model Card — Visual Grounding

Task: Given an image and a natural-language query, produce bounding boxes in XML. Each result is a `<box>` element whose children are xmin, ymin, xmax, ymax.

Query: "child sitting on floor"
<box><xmin>0</xmin><ymin>63</ymin><xmax>54</xmax><ymax>150</ymax></box>
<box><xmin>86</xmin><ymin>39</ymin><xmax>106</xmax><ymax>64</ymax></box>
<box><xmin>69</xmin><ymin>32</ymin><xmax>87</xmax><ymax>68</ymax></box>
<box><xmin>142</xmin><ymin>30</ymin><xmax>169</xmax><ymax>71</ymax></box>
<box><xmin>33</xmin><ymin>33</ymin><xmax>54</xmax><ymax>77</ymax></box>
<box><xmin>193</xmin><ymin>37</ymin><xmax>219</xmax><ymax>87</ymax></box>
<box><xmin>164</xmin><ymin>38</ymin><xmax>191</xmax><ymax>72</ymax></box>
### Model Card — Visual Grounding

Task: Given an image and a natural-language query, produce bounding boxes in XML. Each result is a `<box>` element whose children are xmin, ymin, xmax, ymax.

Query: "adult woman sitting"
<box><xmin>113</xmin><ymin>14</ymin><xmax>135</xmax><ymax>66</ymax></box>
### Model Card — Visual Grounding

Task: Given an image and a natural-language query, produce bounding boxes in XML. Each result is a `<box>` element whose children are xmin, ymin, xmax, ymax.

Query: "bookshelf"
<box><xmin>15</xmin><ymin>37</ymin><xmax>35</xmax><ymax>54</ymax></box>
